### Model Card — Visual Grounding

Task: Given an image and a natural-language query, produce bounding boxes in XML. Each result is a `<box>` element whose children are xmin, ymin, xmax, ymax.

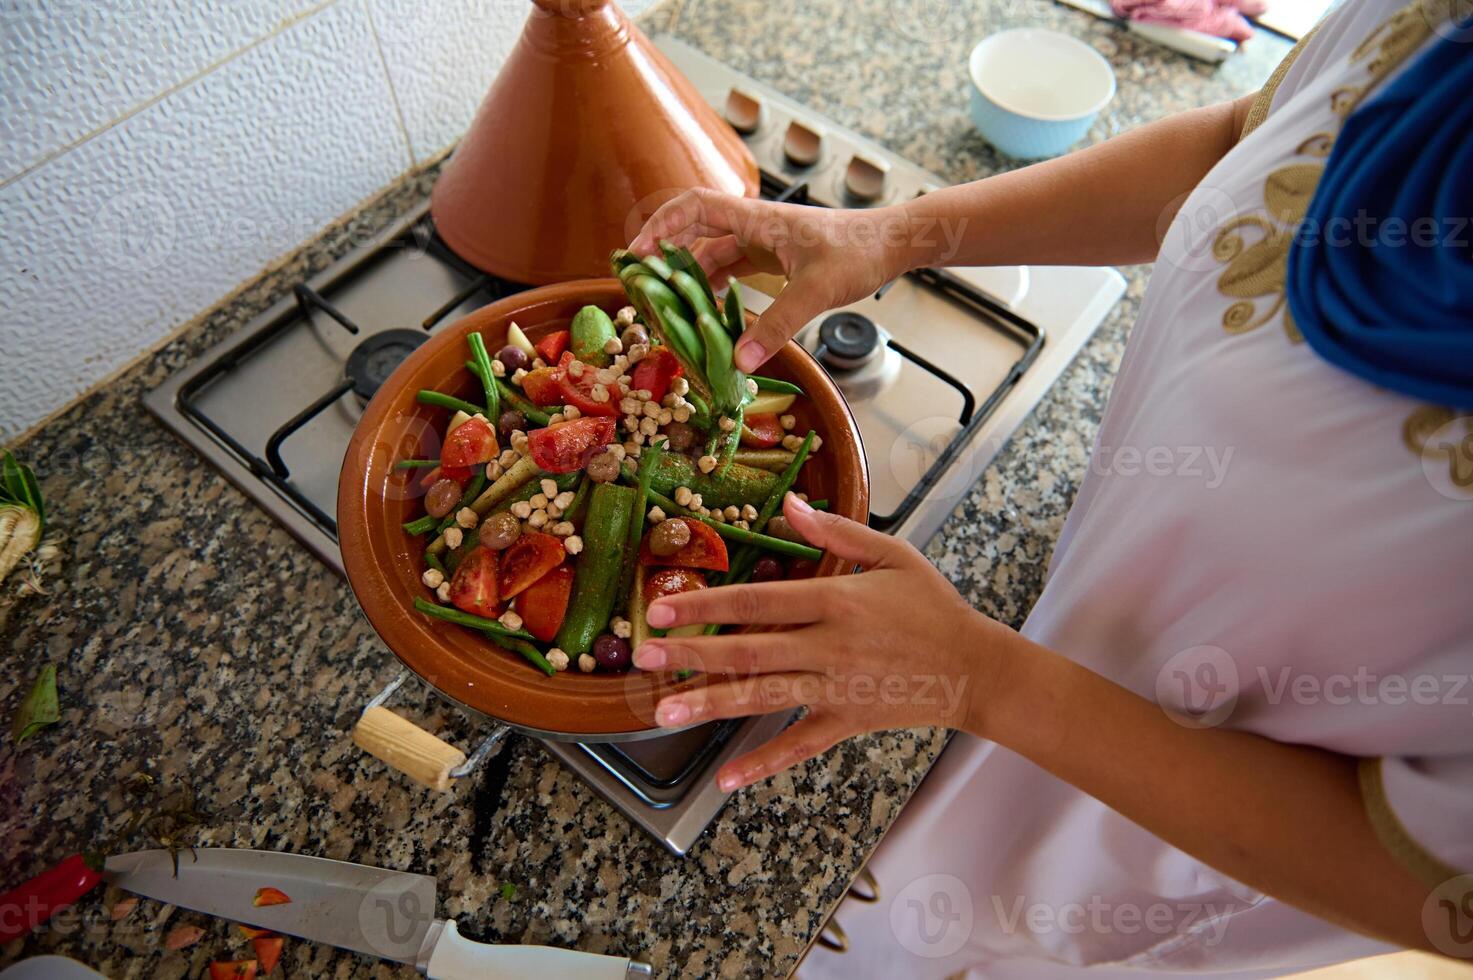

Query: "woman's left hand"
<box><xmin>633</xmin><ymin>495</ymin><xmax>1008</xmax><ymax>791</ymax></box>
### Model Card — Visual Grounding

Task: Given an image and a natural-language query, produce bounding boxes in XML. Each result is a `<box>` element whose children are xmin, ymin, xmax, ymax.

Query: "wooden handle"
<box><xmin>352</xmin><ymin>706</ymin><xmax>466</xmax><ymax>791</ymax></box>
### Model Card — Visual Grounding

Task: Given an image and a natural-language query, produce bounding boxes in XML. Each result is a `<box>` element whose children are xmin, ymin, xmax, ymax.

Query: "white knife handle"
<box><xmin>425</xmin><ymin>920</ymin><xmax>652</xmax><ymax>980</ymax></box>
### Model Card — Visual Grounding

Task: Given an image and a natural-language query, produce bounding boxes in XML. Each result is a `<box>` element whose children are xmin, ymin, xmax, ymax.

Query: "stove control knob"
<box><xmin>724</xmin><ymin>88</ymin><xmax>762</xmax><ymax>134</ymax></box>
<box><xmin>844</xmin><ymin>155</ymin><xmax>888</xmax><ymax>202</ymax></box>
<box><xmin>783</xmin><ymin>120</ymin><xmax>823</xmax><ymax>167</ymax></box>
<box><xmin>816</xmin><ymin>312</ymin><xmax>881</xmax><ymax>371</ymax></box>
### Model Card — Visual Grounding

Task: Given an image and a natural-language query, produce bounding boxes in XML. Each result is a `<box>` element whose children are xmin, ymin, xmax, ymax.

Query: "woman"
<box><xmin>628</xmin><ymin>0</ymin><xmax>1471</xmax><ymax>975</ymax></box>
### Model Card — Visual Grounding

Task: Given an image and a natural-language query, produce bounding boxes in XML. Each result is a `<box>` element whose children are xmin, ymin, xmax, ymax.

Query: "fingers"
<box><xmin>714</xmin><ymin>710</ymin><xmax>852</xmax><ymax>791</ymax></box>
<box><xmin>630</xmin><ymin>188</ymin><xmax>755</xmax><ymax>256</ymax></box>
<box><xmin>644</xmin><ymin>575</ymin><xmax>835</xmax><ymax>629</ymax></box>
<box><xmin>732</xmin><ymin>269</ymin><xmax>830</xmax><ymax>372</ymax></box>
<box><xmin>633</xmin><ymin>628</ymin><xmax>812</xmax><ymax>675</ymax></box>
<box><xmin>781</xmin><ymin>494</ymin><xmax>917</xmax><ymax>569</ymax></box>
<box><xmin>652</xmin><ymin>671</ymin><xmax>822</xmax><ymax>727</ymax></box>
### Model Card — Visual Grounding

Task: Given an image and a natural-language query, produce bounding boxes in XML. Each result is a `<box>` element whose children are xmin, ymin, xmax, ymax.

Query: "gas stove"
<box><xmin>145</xmin><ymin>36</ymin><xmax>1123</xmax><ymax>856</ymax></box>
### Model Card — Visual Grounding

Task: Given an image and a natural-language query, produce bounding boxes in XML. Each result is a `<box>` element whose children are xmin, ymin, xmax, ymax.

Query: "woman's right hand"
<box><xmin>629</xmin><ymin>189</ymin><xmax>916</xmax><ymax>372</ymax></box>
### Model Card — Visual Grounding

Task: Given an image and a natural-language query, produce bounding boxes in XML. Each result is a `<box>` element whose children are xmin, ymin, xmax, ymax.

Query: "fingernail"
<box><xmin>656</xmin><ymin>700</ymin><xmax>691</xmax><ymax>727</ymax></box>
<box><xmin>735</xmin><ymin>340</ymin><xmax>766</xmax><ymax>373</ymax></box>
<box><xmin>717</xmin><ymin>771</ymin><xmax>741</xmax><ymax>792</ymax></box>
<box><xmin>634</xmin><ymin>643</ymin><xmax>666</xmax><ymax>670</ymax></box>
<box><xmin>646</xmin><ymin>602</ymin><xmax>676</xmax><ymax>628</ymax></box>
<box><xmin>786</xmin><ymin>491</ymin><xmax>812</xmax><ymax>514</ymax></box>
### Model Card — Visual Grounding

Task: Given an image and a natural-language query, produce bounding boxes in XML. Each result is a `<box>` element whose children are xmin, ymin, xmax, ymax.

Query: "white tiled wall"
<box><xmin>0</xmin><ymin>0</ymin><xmax>657</xmax><ymax>443</ymax></box>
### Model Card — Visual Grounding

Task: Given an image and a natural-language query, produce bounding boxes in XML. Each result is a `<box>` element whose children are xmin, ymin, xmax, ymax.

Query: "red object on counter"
<box><xmin>0</xmin><ymin>853</ymin><xmax>104</xmax><ymax>943</ymax></box>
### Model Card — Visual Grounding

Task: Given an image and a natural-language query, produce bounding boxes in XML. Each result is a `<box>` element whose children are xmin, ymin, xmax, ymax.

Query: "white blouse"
<box><xmin>801</xmin><ymin>1</ymin><xmax>1471</xmax><ymax>975</ymax></box>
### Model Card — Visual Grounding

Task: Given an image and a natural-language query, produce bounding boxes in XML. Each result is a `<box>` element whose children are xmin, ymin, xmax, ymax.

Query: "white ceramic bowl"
<box><xmin>968</xmin><ymin>28</ymin><xmax>1116</xmax><ymax>160</ymax></box>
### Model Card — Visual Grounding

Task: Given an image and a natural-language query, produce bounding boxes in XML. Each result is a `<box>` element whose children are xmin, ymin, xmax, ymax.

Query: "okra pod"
<box><xmin>723</xmin><ymin>279</ymin><xmax>746</xmax><ymax>338</ymax></box>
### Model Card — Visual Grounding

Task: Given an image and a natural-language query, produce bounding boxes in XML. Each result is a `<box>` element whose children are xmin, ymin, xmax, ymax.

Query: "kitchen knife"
<box><xmin>104</xmin><ymin>849</ymin><xmax>651</xmax><ymax>979</ymax></box>
<box><xmin>1055</xmin><ymin>0</ymin><xmax>1238</xmax><ymax>63</ymax></box>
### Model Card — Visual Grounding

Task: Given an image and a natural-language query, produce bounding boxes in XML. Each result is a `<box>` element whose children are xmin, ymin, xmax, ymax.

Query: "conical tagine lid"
<box><xmin>430</xmin><ymin>0</ymin><xmax>759</xmax><ymax>284</ymax></box>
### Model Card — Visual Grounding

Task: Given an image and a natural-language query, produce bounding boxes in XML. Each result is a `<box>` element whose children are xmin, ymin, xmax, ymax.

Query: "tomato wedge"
<box><xmin>252</xmin><ymin>936</ymin><xmax>284</xmax><ymax>975</ymax></box>
<box><xmin>520</xmin><ymin>366</ymin><xmax>563</xmax><ymax>407</ymax></box>
<box><xmin>516</xmin><ymin>564</ymin><xmax>574</xmax><ymax>642</ymax></box>
<box><xmin>629</xmin><ymin>347</ymin><xmax>683</xmax><ymax>403</ymax></box>
<box><xmin>741</xmin><ymin>412</ymin><xmax>783</xmax><ymax>449</ymax></box>
<box><xmin>498</xmin><ymin>531</ymin><xmax>565</xmax><ymax>599</ymax></box>
<box><xmin>556</xmin><ymin>354</ymin><xmax>622</xmax><ymax>417</ymax></box>
<box><xmin>441</xmin><ymin>416</ymin><xmax>498</xmax><ymax>468</ymax></box>
<box><xmin>209</xmin><ymin>961</ymin><xmax>259</xmax><ymax>980</ymax></box>
<box><xmin>638</xmin><ymin>518</ymin><xmax>728</xmax><ymax>572</ymax></box>
<box><xmin>447</xmin><ymin>546</ymin><xmax>502</xmax><ymax>617</ymax></box>
<box><xmin>534</xmin><ymin>329</ymin><xmax>570</xmax><ymax>364</ymax></box>
<box><xmin>642</xmin><ymin>567</ymin><xmax>709</xmax><ymax>605</ymax></box>
<box><xmin>527</xmin><ymin>416</ymin><xmax>616</xmax><ymax>473</ymax></box>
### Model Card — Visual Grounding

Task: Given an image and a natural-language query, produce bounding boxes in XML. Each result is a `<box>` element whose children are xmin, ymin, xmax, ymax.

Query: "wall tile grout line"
<box><xmin>361</xmin><ymin>0</ymin><xmax>421</xmax><ymax>168</ymax></box>
<box><xmin>0</xmin><ymin>0</ymin><xmax>345</xmax><ymax>193</ymax></box>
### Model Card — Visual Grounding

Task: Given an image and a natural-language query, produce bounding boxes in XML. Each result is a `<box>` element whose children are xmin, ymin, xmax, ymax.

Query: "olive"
<box><xmin>478</xmin><ymin>511</ymin><xmax>521</xmax><ymax>550</ymax></box>
<box><xmin>592</xmin><ymin>634</ymin><xmax>632</xmax><ymax>672</ymax></box>
<box><xmin>497</xmin><ymin>344</ymin><xmax>529</xmax><ymax>372</ymax></box>
<box><xmin>787</xmin><ymin>557</ymin><xmax>819</xmax><ymax>579</ymax></box>
<box><xmin>425</xmin><ymin>479</ymin><xmax>461</xmax><ymax>519</ymax></box>
<box><xmin>498</xmin><ymin>410</ymin><xmax>527</xmax><ymax>442</ymax></box>
<box><xmin>764</xmin><ymin>516</ymin><xmax>807</xmax><ymax>543</ymax></box>
<box><xmin>751</xmin><ymin>556</ymin><xmax>784</xmax><ymax>583</ymax></box>
<box><xmin>620</xmin><ymin>324</ymin><xmax>649</xmax><ymax>349</ymax></box>
<box><xmin>648</xmin><ymin>518</ymin><xmax>691</xmax><ymax>557</ymax></box>
<box><xmin>662</xmin><ymin>421</ymin><xmax>698</xmax><ymax>453</ymax></box>
<box><xmin>585</xmin><ymin>450</ymin><xmax>621</xmax><ymax>483</ymax></box>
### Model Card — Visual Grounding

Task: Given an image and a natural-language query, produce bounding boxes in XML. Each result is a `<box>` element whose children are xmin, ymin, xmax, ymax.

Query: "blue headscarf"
<box><xmin>1285</xmin><ymin>31</ymin><xmax>1473</xmax><ymax>409</ymax></box>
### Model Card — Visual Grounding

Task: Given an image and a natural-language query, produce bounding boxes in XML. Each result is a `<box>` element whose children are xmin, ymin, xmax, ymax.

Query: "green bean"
<box><xmin>661</xmin><ymin>241</ymin><xmax>720</xmax><ymax>319</ymax></box>
<box><xmin>403</xmin><ymin>514</ymin><xmax>438</xmax><ymax>535</ymax></box>
<box><xmin>395</xmin><ymin>458</ymin><xmax>440</xmax><ymax>470</ymax></box>
<box><xmin>808</xmin><ymin>498</ymin><xmax>829</xmax><ymax>510</ymax></box>
<box><xmin>638</xmin><ymin>486</ymin><xmax>822</xmax><ymax>561</ymax></box>
<box><xmin>696</xmin><ymin>310</ymin><xmax>744</xmax><ymax>412</ymax></box>
<box><xmin>669</xmin><ymin>268</ymin><xmax>720</xmax><ymax>323</ymax></box>
<box><xmin>464</xmin><ymin>360</ymin><xmax>555</xmax><ymax>425</ymax></box>
<box><xmin>488</xmin><ymin>634</ymin><xmax>556</xmax><ymax>677</ymax></box>
<box><xmin>723</xmin><ymin>278</ymin><xmax>746</xmax><ymax>338</ymax></box>
<box><xmin>417</xmin><ymin>390</ymin><xmax>485</xmax><ymax>417</ymax></box>
<box><xmin>467</xmin><ymin>332</ymin><xmax>501</xmax><ymax>422</ymax></box>
<box><xmin>751</xmin><ymin>375</ymin><xmax>804</xmax><ymax>395</ymax></box>
<box><xmin>424</xmin><ymin>551</ymin><xmax>446</xmax><ymax>576</ymax></box>
<box><xmin>412</xmin><ymin>597</ymin><xmax>535</xmax><ymax>640</ymax></box>
<box><xmin>724</xmin><ymin>429</ymin><xmax>815</xmax><ymax>582</ymax></box>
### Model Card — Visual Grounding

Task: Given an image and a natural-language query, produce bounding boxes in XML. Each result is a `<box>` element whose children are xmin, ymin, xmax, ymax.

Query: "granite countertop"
<box><xmin>0</xmin><ymin>1</ymin><xmax>1286</xmax><ymax>976</ymax></box>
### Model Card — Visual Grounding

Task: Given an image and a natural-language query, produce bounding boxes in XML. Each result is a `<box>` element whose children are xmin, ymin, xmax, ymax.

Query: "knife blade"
<box><xmin>104</xmin><ymin>848</ymin><xmax>436</xmax><ymax>964</ymax></box>
<box><xmin>103</xmin><ymin>848</ymin><xmax>652</xmax><ymax>979</ymax></box>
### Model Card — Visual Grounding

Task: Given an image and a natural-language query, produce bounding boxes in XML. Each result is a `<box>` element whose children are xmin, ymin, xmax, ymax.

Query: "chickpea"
<box><xmin>585</xmin><ymin>450</ymin><xmax>622</xmax><ymax>483</ymax></box>
<box><xmin>478</xmin><ymin>511</ymin><xmax>522</xmax><ymax>550</ymax></box>
<box><xmin>648</xmin><ymin>518</ymin><xmax>692</xmax><ymax>557</ymax></box>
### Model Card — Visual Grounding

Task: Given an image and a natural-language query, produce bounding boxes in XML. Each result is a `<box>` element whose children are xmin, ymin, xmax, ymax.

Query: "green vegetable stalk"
<box><xmin>466</xmin><ymin>332</ymin><xmax>501</xmax><ymax>423</ymax></box>
<box><xmin>0</xmin><ymin>450</ymin><xmax>44</xmax><ymax>586</ymax></box>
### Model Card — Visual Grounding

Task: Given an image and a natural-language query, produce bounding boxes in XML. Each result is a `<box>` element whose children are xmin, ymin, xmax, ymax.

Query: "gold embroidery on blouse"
<box><xmin>1211</xmin><ymin>0</ymin><xmax>1441</xmax><ymax>341</ymax></box>
<box><xmin>1403</xmin><ymin>406</ymin><xmax>1473</xmax><ymax>491</ymax></box>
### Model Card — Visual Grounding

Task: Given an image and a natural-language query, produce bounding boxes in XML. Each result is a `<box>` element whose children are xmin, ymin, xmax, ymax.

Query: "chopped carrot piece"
<box><xmin>251</xmin><ymin>887</ymin><xmax>291</xmax><ymax>907</ymax></box>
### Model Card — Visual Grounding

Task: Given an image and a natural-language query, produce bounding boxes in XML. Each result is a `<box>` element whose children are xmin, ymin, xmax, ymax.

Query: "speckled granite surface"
<box><xmin>0</xmin><ymin>2</ymin><xmax>1286</xmax><ymax>977</ymax></box>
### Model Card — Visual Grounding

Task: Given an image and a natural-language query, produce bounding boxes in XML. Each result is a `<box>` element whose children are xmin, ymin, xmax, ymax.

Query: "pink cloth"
<box><xmin>1111</xmin><ymin>0</ymin><xmax>1265</xmax><ymax>41</ymax></box>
